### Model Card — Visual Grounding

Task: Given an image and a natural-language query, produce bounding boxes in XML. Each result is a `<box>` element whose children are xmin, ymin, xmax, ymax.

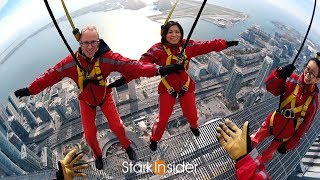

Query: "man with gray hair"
<box><xmin>14</xmin><ymin>25</ymin><xmax>184</xmax><ymax>170</ymax></box>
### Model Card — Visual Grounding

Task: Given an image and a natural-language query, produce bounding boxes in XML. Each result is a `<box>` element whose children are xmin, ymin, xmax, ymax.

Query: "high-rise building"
<box><xmin>0</xmin><ymin>130</ymin><xmax>35</xmax><ymax>172</ymax></box>
<box><xmin>244</xmin><ymin>87</ymin><xmax>261</xmax><ymax>108</ymax></box>
<box><xmin>34</xmin><ymin>102</ymin><xmax>52</xmax><ymax>123</ymax></box>
<box><xmin>221</xmin><ymin>56</ymin><xmax>235</xmax><ymax>71</ymax></box>
<box><xmin>50</xmin><ymin>97</ymin><xmax>68</xmax><ymax>123</ymax></box>
<box><xmin>21</xmin><ymin>144</ymin><xmax>42</xmax><ymax>171</ymax></box>
<box><xmin>208</xmin><ymin>60</ymin><xmax>221</xmax><ymax>76</ymax></box>
<box><xmin>19</xmin><ymin>103</ymin><xmax>39</xmax><ymax>129</ymax></box>
<box><xmin>254</xmin><ymin>56</ymin><xmax>273</xmax><ymax>88</ymax></box>
<box><xmin>0</xmin><ymin>104</ymin><xmax>9</xmax><ymax>135</ymax></box>
<box><xmin>6</xmin><ymin>103</ymin><xmax>20</xmax><ymax>120</ymax></box>
<box><xmin>112</xmin><ymin>88</ymin><xmax>120</xmax><ymax>104</ymax></box>
<box><xmin>225</xmin><ymin>67</ymin><xmax>243</xmax><ymax>102</ymax></box>
<box><xmin>8</xmin><ymin>93</ymin><xmax>20</xmax><ymax>112</ymax></box>
<box><xmin>68</xmin><ymin>94</ymin><xmax>80</xmax><ymax>115</ymax></box>
<box><xmin>0</xmin><ymin>151</ymin><xmax>25</xmax><ymax>176</ymax></box>
<box><xmin>128</xmin><ymin>81</ymin><xmax>137</xmax><ymax>101</ymax></box>
<box><xmin>7</xmin><ymin>131</ymin><xmax>24</xmax><ymax>150</ymax></box>
<box><xmin>41</xmin><ymin>147</ymin><xmax>56</xmax><ymax>169</ymax></box>
<box><xmin>7</xmin><ymin>116</ymin><xmax>29</xmax><ymax>142</ymax></box>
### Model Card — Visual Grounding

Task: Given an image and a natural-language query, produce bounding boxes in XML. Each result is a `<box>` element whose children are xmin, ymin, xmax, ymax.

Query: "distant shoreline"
<box><xmin>0</xmin><ymin>0</ymin><xmax>246</xmax><ymax>64</ymax></box>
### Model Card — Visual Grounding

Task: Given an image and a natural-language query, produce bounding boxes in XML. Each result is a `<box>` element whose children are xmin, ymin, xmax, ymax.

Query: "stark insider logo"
<box><xmin>122</xmin><ymin>159</ymin><xmax>198</xmax><ymax>175</ymax></box>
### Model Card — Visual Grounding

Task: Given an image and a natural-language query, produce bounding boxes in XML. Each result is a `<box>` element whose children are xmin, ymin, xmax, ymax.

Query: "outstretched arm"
<box><xmin>216</xmin><ymin>119</ymin><xmax>270</xmax><ymax>180</ymax></box>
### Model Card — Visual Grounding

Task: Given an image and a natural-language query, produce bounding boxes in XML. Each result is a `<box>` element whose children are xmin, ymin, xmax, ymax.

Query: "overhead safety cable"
<box><xmin>178</xmin><ymin>0</ymin><xmax>207</xmax><ymax>61</ymax></box>
<box><xmin>291</xmin><ymin>0</ymin><xmax>316</xmax><ymax>65</ymax></box>
<box><xmin>60</xmin><ymin>0</ymin><xmax>81</xmax><ymax>41</ymax></box>
<box><xmin>161</xmin><ymin>0</ymin><xmax>180</xmax><ymax>35</ymax></box>
<box><xmin>43</xmin><ymin>0</ymin><xmax>86</xmax><ymax>73</ymax></box>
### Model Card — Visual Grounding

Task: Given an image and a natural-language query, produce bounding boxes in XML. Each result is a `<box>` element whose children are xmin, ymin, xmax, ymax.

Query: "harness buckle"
<box><xmin>182</xmin><ymin>85</ymin><xmax>188</xmax><ymax>92</ymax></box>
<box><xmin>279</xmin><ymin>109</ymin><xmax>295</xmax><ymax>119</ymax></box>
<box><xmin>167</xmin><ymin>88</ymin><xmax>175</xmax><ymax>94</ymax></box>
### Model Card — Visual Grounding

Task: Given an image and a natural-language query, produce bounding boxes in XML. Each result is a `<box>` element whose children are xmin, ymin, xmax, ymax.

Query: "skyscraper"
<box><xmin>0</xmin><ymin>130</ymin><xmax>35</xmax><ymax>172</ymax></box>
<box><xmin>0</xmin><ymin>103</ymin><xmax>9</xmax><ymax>135</ymax></box>
<box><xmin>67</xmin><ymin>93</ymin><xmax>80</xmax><ymax>117</ymax></box>
<box><xmin>128</xmin><ymin>81</ymin><xmax>137</xmax><ymax>101</ymax></box>
<box><xmin>7</xmin><ymin>131</ymin><xmax>24</xmax><ymax>150</ymax></box>
<box><xmin>34</xmin><ymin>102</ymin><xmax>52</xmax><ymax>123</ymax></box>
<box><xmin>21</xmin><ymin>144</ymin><xmax>42</xmax><ymax>171</ymax></box>
<box><xmin>254</xmin><ymin>56</ymin><xmax>273</xmax><ymax>88</ymax></box>
<box><xmin>208</xmin><ymin>60</ymin><xmax>221</xmax><ymax>76</ymax></box>
<box><xmin>19</xmin><ymin>103</ymin><xmax>39</xmax><ymax>129</ymax></box>
<box><xmin>0</xmin><ymin>151</ymin><xmax>25</xmax><ymax>176</ymax></box>
<box><xmin>8</xmin><ymin>93</ymin><xmax>21</xmax><ymax>112</ymax></box>
<box><xmin>41</xmin><ymin>147</ymin><xmax>56</xmax><ymax>169</ymax></box>
<box><xmin>7</xmin><ymin>116</ymin><xmax>29</xmax><ymax>142</ymax></box>
<box><xmin>225</xmin><ymin>67</ymin><xmax>243</xmax><ymax>102</ymax></box>
<box><xmin>244</xmin><ymin>87</ymin><xmax>261</xmax><ymax>108</ymax></box>
<box><xmin>50</xmin><ymin>97</ymin><xmax>68</xmax><ymax>123</ymax></box>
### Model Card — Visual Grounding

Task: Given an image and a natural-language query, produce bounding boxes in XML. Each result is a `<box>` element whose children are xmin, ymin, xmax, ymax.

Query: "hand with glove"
<box><xmin>277</xmin><ymin>145</ymin><xmax>287</xmax><ymax>154</ymax></box>
<box><xmin>56</xmin><ymin>148</ymin><xmax>88</xmax><ymax>180</ymax></box>
<box><xmin>158</xmin><ymin>64</ymin><xmax>184</xmax><ymax>76</ymax></box>
<box><xmin>216</xmin><ymin>119</ymin><xmax>251</xmax><ymax>161</ymax></box>
<box><xmin>277</xmin><ymin>64</ymin><xmax>296</xmax><ymax>79</ymax></box>
<box><xmin>14</xmin><ymin>88</ymin><xmax>30</xmax><ymax>98</ymax></box>
<box><xmin>107</xmin><ymin>76</ymin><xmax>126</xmax><ymax>88</ymax></box>
<box><xmin>226</xmin><ymin>41</ymin><xmax>239</xmax><ymax>48</ymax></box>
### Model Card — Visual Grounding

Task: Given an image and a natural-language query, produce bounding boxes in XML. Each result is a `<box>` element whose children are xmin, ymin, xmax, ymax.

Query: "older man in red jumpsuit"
<box><xmin>14</xmin><ymin>26</ymin><xmax>183</xmax><ymax>170</ymax></box>
<box><xmin>251</xmin><ymin>59</ymin><xmax>319</xmax><ymax>163</ymax></box>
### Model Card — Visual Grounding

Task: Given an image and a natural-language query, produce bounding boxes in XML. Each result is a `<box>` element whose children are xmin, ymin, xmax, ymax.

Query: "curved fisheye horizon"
<box><xmin>0</xmin><ymin>0</ymin><xmax>320</xmax><ymax>179</ymax></box>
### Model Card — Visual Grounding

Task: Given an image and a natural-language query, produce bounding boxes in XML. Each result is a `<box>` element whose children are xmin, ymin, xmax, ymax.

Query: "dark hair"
<box><xmin>161</xmin><ymin>21</ymin><xmax>184</xmax><ymax>44</ymax></box>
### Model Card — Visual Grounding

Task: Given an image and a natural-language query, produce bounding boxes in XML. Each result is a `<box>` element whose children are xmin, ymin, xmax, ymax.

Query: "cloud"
<box><xmin>0</xmin><ymin>0</ymin><xmax>7</xmax><ymax>11</ymax></box>
<box><xmin>265</xmin><ymin>0</ymin><xmax>320</xmax><ymax>38</ymax></box>
<box><xmin>0</xmin><ymin>0</ymin><xmax>105</xmax><ymax>52</ymax></box>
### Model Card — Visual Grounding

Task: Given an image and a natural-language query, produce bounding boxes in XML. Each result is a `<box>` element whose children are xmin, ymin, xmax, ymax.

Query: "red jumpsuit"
<box><xmin>28</xmin><ymin>40</ymin><xmax>159</xmax><ymax>158</ymax></box>
<box><xmin>139</xmin><ymin>39</ymin><xmax>227</xmax><ymax>141</ymax></box>
<box><xmin>251</xmin><ymin>69</ymin><xmax>319</xmax><ymax>163</ymax></box>
<box><xmin>235</xmin><ymin>148</ymin><xmax>270</xmax><ymax>180</ymax></box>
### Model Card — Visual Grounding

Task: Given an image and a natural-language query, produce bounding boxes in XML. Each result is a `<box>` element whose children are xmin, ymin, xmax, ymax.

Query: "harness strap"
<box><xmin>161</xmin><ymin>45</ymin><xmax>189</xmax><ymax>94</ymax></box>
<box><xmin>270</xmin><ymin>84</ymin><xmax>313</xmax><ymax>142</ymax></box>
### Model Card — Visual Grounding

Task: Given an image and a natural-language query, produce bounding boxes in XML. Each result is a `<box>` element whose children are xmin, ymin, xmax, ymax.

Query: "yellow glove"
<box><xmin>216</xmin><ymin>119</ymin><xmax>250</xmax><ymax>160</ymax></box>
<box><xmin>57</xmin><ymin>148</ymin><xmax>88</xmax><ymax>180</ymax></box>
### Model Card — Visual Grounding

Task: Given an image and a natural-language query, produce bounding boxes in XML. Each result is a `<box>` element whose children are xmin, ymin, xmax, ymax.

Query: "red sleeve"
<box><xmin>104</xmin><ymin>51</ymin><xmax>159</xmax><ymax>81</ymax></box>
<box><xmin>28</xmin><ymin>57</ymin><xmax>69</xmax><ymax>95</ymax></box>
<box><xmin>235</xmin><ymin>149</ymin><xmax>269</xmax><ymax>180</ymax></box>
<box><xmin>185</xmin><ymin>39</ymin><xmax>227</xmax><ymax>58</ymax></box>
<box><xmin>284</xmin><ymin>95</ymin><xmax>319</xmax><ymax>150</ymax></box>
<box><xmin>139</xmin><ymin>43</ymin><xmax>161</xmax><ymax>64</ymax></box>
<box><xmin>265</xmin><ymin>69</ymin><xmax>286</xmax><ymax>96</ymax></box>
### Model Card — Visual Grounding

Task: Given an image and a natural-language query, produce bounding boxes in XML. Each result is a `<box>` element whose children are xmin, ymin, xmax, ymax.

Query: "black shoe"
<box><xmin>150</xmin><ymin>140</ymin><xmax>157</xmax><ymax>151</ymax></box>
<box><xmin>126</xmin><ymin>146</ymin><xmax>137</xmax><ymax>161</ymax></box>
<box><xmin>95</xmin><ymin>156</ymin><xmax>103</xmax><ymax>170</ymax></box>
<box><xmin>190</xmin><ymin>127</ymin><xmax>200</xmax><ymax>137</ymax></box>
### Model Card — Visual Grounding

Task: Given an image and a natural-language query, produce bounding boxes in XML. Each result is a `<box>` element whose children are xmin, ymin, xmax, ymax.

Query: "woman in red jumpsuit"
<box><xmin>14</xmin><ymin>26</ymin><xmax>183</xmax><ymax>170</ymax></box>
<box><xmin>251</xmin><ymin>57</ymin><xmax>320</xmax><ymax>163</ymax></box>
<box><xmin>137</xmin><ymin>21</ymin><xmax>239</xmax><ymax>151</ymax></box>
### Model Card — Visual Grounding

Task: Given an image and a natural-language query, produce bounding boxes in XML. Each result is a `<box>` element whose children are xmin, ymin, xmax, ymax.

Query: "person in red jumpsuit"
<box><xmin>14</xmin><ymin>25</ymin><xmax>184</xmax><ymax>170</ymax></box>
<box><xmin>109</xmin><ymin>21</ymin><xmax>239</xmax><ymax>151</ymax></box>
<box><xmin>217</xmin><ymin>119</ymin><xmax>270</xmax><ymax>180</ymax></box>
<box><xmin>251</xmin><ymin>56</ymin><xmax>320</xmax><ymax>163</ymax></box>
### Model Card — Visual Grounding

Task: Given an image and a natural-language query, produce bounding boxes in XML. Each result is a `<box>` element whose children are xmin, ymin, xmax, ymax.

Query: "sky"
<box><xmin>0</xmin><ymin>0</ymin><xmax>319</xmax><ymax>54</ymax></box>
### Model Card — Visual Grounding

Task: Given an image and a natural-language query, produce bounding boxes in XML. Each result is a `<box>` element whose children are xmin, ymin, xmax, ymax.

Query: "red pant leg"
<box><xmin>179</xmin><ymin>91</ymin><xmax>198</xmax><ymax>128</ymax></box>
<box><xmin>100</xmin><ymin>93</ymin><xmax>131</xmax><ymax>149</ymax></box>
<box><xmin>80</xmin><ymin>100</ymin><xmax>101</xmax><ymax>158</ymax></box>
<box><xmin>251</xmin><ymin>121</ymin><xmax>271</xmax><ymax>148</ymax></box>
<box><xmin>150</xmin><ymin>93</ymin><xmax>176</xmax><ymax>142</ymax></box>
<box><xmin>261</xmin><ymin>140</ymin><xmax>281</xmax><ymax>163</ymax></box>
